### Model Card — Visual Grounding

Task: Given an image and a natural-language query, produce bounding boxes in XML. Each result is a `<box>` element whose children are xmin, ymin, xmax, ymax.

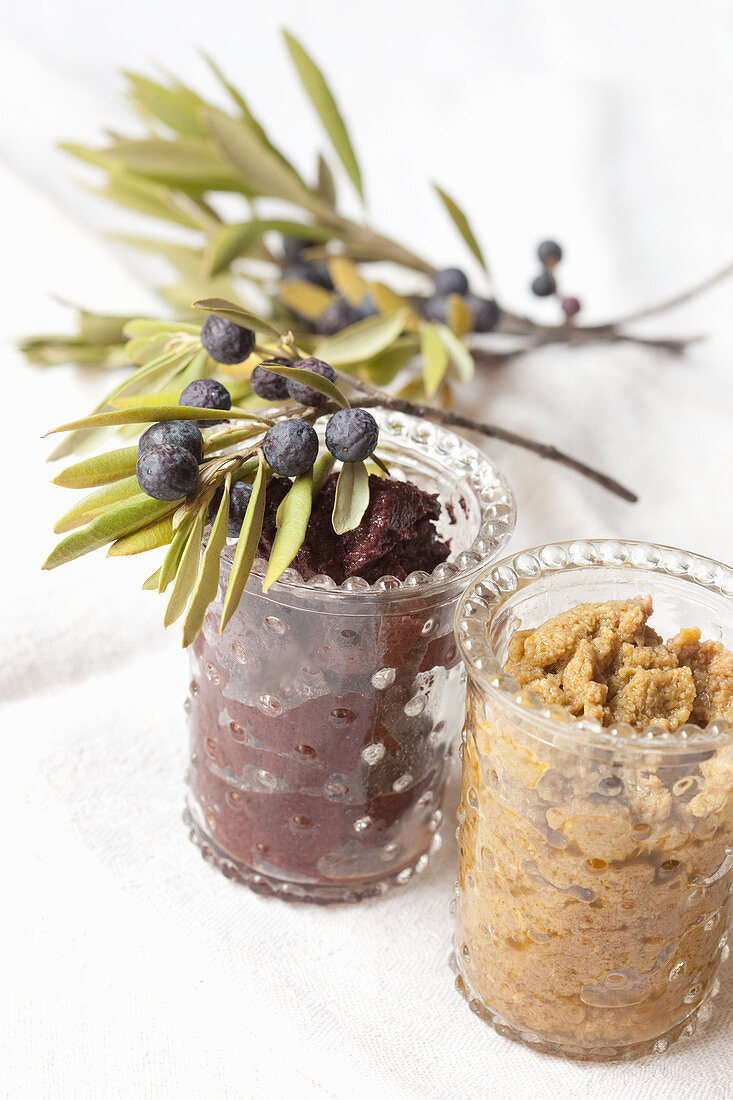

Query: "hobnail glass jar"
<box><xmin>184</xmin><ymin>411</ymin><xmax>515</xmax><ymax>903</ymax></box>
<box><xmin>453</xmin><ymin>540</ymin><xmax>733</xmax><ymax>1061</ymax></box>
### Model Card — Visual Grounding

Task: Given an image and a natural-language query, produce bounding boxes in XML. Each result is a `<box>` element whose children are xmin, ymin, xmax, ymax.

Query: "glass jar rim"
<box><xmin>238</xmin><ymin>409</ymin><xmax>516</xmax><ymax>603</ymax></box>
<box><xmin>455</xmin><ymin>538</ymin><xmax>733</xmax><ymax>759</ymax></box>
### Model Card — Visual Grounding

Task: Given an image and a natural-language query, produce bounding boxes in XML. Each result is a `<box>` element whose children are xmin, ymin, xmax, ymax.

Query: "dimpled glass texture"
<box><xmin>452</xmin><ymin>540</ymin><xmax>733</xmax><ymax>1060</ymax></box>
<box><xmin>184</xmin><ymin>412</ymin><xmax>515</xmax><ymax>903</ymax></box>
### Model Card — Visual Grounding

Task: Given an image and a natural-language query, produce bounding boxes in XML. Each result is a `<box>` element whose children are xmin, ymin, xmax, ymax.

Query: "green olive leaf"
<box><xmin>52</xmin><ymin>446</ymin><xmax>139</xmax><ymax>489</ymax></box>
<box><xmin>88</xmin><ymin>169</ymin><xmax>203</xmax><ymax>229</ymax></box>
<box><xmin>110</xmin><ymin>391</ymin><xmax>182</xmax><ymax>409</ymax></box>
<box><xmin>433</xmin><ymin>184</ymin><xmax>489</xmax><ymax>275</ymax></box>
<box><xmin>54</xmin><ymin>475</ymin><xmax>142</xmax><ymax>533</ymax></box>
<box><xmin>181</xmin><ymin>476</ymin><xmax>231</xmax><ymax>646</ymax></box>
<box><xmin>332</xmin><ymin>460</ymin><xmax>370</xmax><ymax>535</ymax></box>
<box><xmin>434</xmin><ymin>323</ymin><xmax>475</xmax><ymax>383</ymax></box>
<box><xmin>283</xmin><ymin>32</ymin><xmax>364</xmax><ymax>202</ymax></box>
<box><xmin>201</xmin><ymin>52</ymin><xmax>269</xmax><ymax>140</ymax></box>
<box><xmin>259</xmin><ymin>363</ymin><xmax>349</xmax><ymax>408</ymax></box>
<box><xmin>158</xmin><ymin>517</ymin><xmax>193</xmax><ymax>592</ymax></box>
<box><xmin>124</xmin><ymin>335</ymin><xmax>172</xmax><ymax>365</ymax></box>
<box><xmin>108</xmin><ymin>515</ymin><xmax>174</xmax><ymax>556</ymax></box>
<box><xmin>46</xmin><ymin>405</ymin><xmax>267</xmax><ymax>435</ymax></box>
<box><xmin>102</xmin><ymin>138</ymin><xmax>242</xmax><ymax>190</ymax></box>
<box><xmin>192</xmin><ymin>297</ymin><xmax>283</xmax><ymax>339</ymax></box>
<box><xmin>363</xmin><ymin>337</ymin><xmax>418</xmax><ymax>386</ymax></box>
<box><xmin>315</xmin><ymin>153</ymin><xmax>336</xmax><ymax>207</ymax></box>
<box><xmin>124</xmin><ymin>72</ymin><xmax>207</xmax><ymax>137</ymax></box>
<box><xmin>420</xmin><ymin>324</ymin><xmax>449</xmax><ymax>397</ymax></box>
<box><xmin>164</xmin><ymin>511</ymin><xmax>205</xmax><ymax>628</ymax></box>
<box><xmin>123</xmin><ymin>319</ymin><xmax>201</xmax><ymax>338</ymax></box>
<box><xmin>316</xmin><ymin>309</ymin><xmax>408</xmax><ymax>366</ymax></box>
<box><xmin>78</xmin><ymin>311</ymin><xmax>130</xmax><ymax>346</ymax></box>
<box><xmin>204</xmin><ymin>427</ymin><xmax>265</xmax><ymax>454</ymax></box>
<box><xmin>142</xmin><ymin>566</ymin><xmax>163</xmax><ymax>590</ymax></box>
<box><xmin>274</xmin><ymin>451</ymin><xmax>334</xmax><ymax>526</ymax></box>
<box><xmin>43</xmin><ymin>496</ymin><xmax>178</xmax><ymax>570</ymax></box>
<box><xmin>312</xmin><ymin>451</ymin><xmax>336</xmax><ymax>496</ymax></box>
<box><xmin>220</xmin><ymin>457</ymin><xmax>268</xmax><ymax>633</ymax></box>
<box><xmin>263</xmin><ymin>468</ymin><xmax>313</xmax><ymax>592</ymax></box>
<box><xmin>202</xmin><ymin>108</ymin><xmax>314</xmax><ymax>207</ymax></box>
<box><xmin>202</xmin><ymin>223</ymin><xmax>266</xmax><ymax>278</ymax></box>
<box><xmin>201</xmin><ymin>52</ymin><xmax>304</xmax><ymax>181</ymax></box>
<box><xmin>202</xmin><ymin>220</ymin><xmax>337</xmax><ymax>277</ymax></box>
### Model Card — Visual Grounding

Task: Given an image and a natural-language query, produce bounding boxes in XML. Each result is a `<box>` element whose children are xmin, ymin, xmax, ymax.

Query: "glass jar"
<box><xmin>453</xmin><ymin>540</ymin><xmax>733</xmax><ymax>1060</ymax></box>
<box><xmin>185</xmin><ymin>411</ymin><xmax>515</xmax><ymax>903</ymax></box>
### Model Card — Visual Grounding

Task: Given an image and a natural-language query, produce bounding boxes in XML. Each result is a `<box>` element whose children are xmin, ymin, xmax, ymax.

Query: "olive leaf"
<box><xmin>283</xmin><ymin>32</ymin><xmax>364</xmax><ymax>202</ymax></box>
<box><xmin>363</xmin><ymin>337</ymin><xmax>419</xmax><ymax>386</ymax></box>
<box><xmin>274</xmin><ymin>451</ymin><xmax>334</xmax><ymax>527</ymax></box>
<box><xmin>447</xmin><ymin>293</ymin><xmax>474</xmax><ymax>338</ymax></box>
<box><xmin>316</xmin><ymin>153</ymin><xmax>336</xmax><ymax>207</ymax></box>
<box><xmin>263</xmin><ymin>469</ymin><xmax>313</xmax><ymax>592</ymax></box>
<box><xmin>102</xmin><ymin>138</ymin><xmax>243</xmax><ymax>191</ymax></box>
<box><xmin>204</xmin><ymin>426</ymin><xmax>265</xmax><ymax>454</ymax></box>
<box><xmin>124</xmin><ymin>335</ymin><xmax>171</xmax><ymax>365</ymax></box>
<box><xmin>43</xmin><ymin>496</ymin><xmax>178</xmax><ymax>570</ymax></box>
<box><xmin>77</xmin><ymin>311</ymin><xmax>130</xmax><ymax>346</ymax></box>
<box><xmin>201</xmin><ymin>52</ymin><xmax>304</xmax><ymax>181</ymax></box>
<box><xmin>201</xmin><ymin>52</ymin><xmax>269</xmax><ymax>143</ymax></box>
<box><xmin>433</xmin><ymin>184</ymin><xmax>489</xmax><ymax>274</ymax></box>
<box><xmin>220</xmin><ymin>457</ymin><xmax>268</xmax><ymax>633</ymax></box>
<box><xmin>202</xmin><ymin>223</ymin><xmax>266</xmax><ymax>278</ymax></box>
<box><xmin>158</xmin><ymin>517</ymin><xmax>193</xmax><ymax>592</ymax></box>
<box><xmin>54</xmin><ymin>475</ymin><xmax>142</xmax><ymax>533</ymax></box>
<box><xmin>332</xmin><ymin>460</ymin><xmax>370</xmax><ymax>535</ymax></box>
<box><xmin>108</xmin><ymin>515</ymin><xmax>174</xmax><ymax>556</ymax></box>
<box><xmin>316</xmin><ymin>309</ymin><xmax>408</xmax><ymax>366</ymax></box>
<box><xmin>181</xmin><ymin>475</ymin><xmax>231</xmax><ymax>646</ymax></box>
<box><xmin>123</xmin><ymin>319</ymin><xmax>201</xmax><ymax>338</ymax></box>
<box><xmin>143</xmin><ymin>566</ymin><xmax>163</xmax><ymax>590</ymax></box>
<box><xmin>164</xmin><ymin>511</ymin><xmax>206</xmax><ymax>628</ymax></box>
<box><xmin>192</xmin><ymin>297</ymin><xmax>284</xmax><ymax>339</ymax></box>
<box><xmin>202</xmin><ymin>108</ymin><xmax>314</xmax><ymax>208</ymax></box>
<box><xmin>259</xmin><ymin>363</ymin><xmax>349</xmax><ymax>408</ymax></box>
<box><xmin>53</xmin><ymin>446</ymin><xmax>139</xmax><ymax>489</ymax></box>
<box><xmin>46</xmin><ymin>405</ymin><xmax>268</xmax><ymax>435</ymax></box>
<box><xmin>264</xmin><ymin>450</ymin><xmax>336</xmax><ymax>591</ymax></box>
<box><xmin>327</xmin><ymin>257</ymin><xmax>367</xmax><ymax>306</ymax></box>
<box><xmin>202</xmin><ymin>220</ymin><xmax>337</xmax><ymax>278</ymax></box>
<box><xmin>420</xmin><ymin>324</ymin><xmax>449</xmax><ymax>397</ymax></box>
<box><xmin>88</xmin><ymin>169</ymin><xmax>202</xmax><ymax>229</ymax></box>
<box><xmin>435</xmin><ymin>323</ymin><xmax>475</xmax><ymax>383</ymax></box>
<box><xmin>124</xmin><ymin>72</ymin><xmax>207</xmax><ymax>138</ymax></box>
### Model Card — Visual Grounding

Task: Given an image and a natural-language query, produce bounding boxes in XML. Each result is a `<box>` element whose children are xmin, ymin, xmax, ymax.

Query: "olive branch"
<box><xmin>19</xmin><ymin>31</ymin><xmax>731</xmax><ymax>397</ymax></box>
<box><xmin>42</xmin><ymin>301</ymin><xmax>638</xmax><ymax>647</ymax></box>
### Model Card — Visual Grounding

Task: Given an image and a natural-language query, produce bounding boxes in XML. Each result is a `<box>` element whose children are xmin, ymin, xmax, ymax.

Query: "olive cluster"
<box><xmin>135</xmin><ymin>316</ymin><xmax>380</xmax><ymax>521</ymax></box>
<box><xmin>530</xmin><ymin>240</ymin><xmax>581</xmax><ymax>319</ymax></box>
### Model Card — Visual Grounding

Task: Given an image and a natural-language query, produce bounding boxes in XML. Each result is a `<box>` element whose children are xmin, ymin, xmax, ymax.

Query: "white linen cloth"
<box><xmin>2</xmin><ymin>2</ymin><xmax>733</xmax><ymax>1096</ymax></box>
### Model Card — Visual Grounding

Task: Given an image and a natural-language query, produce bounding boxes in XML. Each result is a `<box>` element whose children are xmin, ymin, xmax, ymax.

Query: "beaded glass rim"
<box><xmin>239</xmin><ymin>409</ymin><xmax>516</xmax><ymax>601</ymax></box>
<box><xmin>455</xmin><ymin>538</ymin><xmax>733</xmax><ymax>756</ymax></box>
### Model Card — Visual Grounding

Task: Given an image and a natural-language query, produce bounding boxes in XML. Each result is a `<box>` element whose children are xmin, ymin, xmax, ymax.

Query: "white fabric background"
<box><xmin>2</xmin><ymin>1</ymin><xmax>733</xmax><ymax>1096</ymax></box>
